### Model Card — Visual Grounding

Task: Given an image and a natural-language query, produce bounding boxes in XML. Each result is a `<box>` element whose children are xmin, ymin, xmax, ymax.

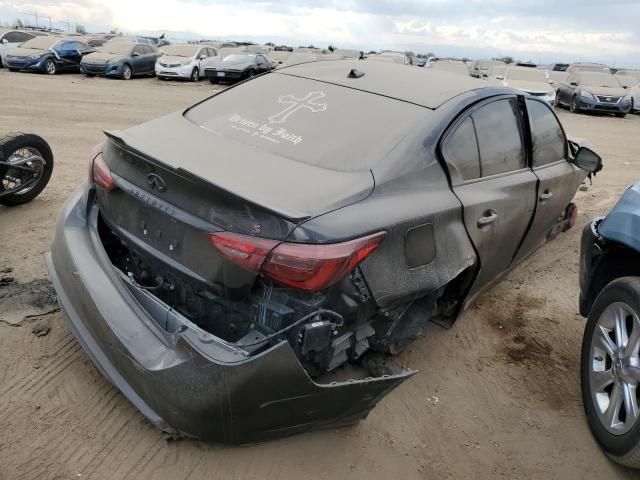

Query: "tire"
<box><xmin>190</xmin><ymin>67</ymin><xmax>199</xmax><ymax>82</ymax></box>
<box><xmin>616</xmin><ymin>112</ymin><xmax>627</xmax><ymax>119</ymax></box>
<box><xmin>8</xmin><ymin>68</ymin><xmax>19</xmax><ymax>72</ymax></box>
<box><xmin>44</xmin><ymin>58</ymin><xmax>57</xmax><ymax>75</ymax></box>
<box><xmin>581</xmin><ymin>277</ymin><xmax>640</xmax><ymax>468</ymax></box>
<box><xmin>570</xmin><ymin>96</ymin><xmax>581</xmax><ymax>114</ymax></box>
<box><xmin>121</xmin><ymin>64</ymin><xmax>132</xmax><ymax>80</ymax></box>
<box><xmin>553</xmin><ymin>91</ymin><xmax>560</xmax><ymax>108</ymax></box>
<box><xmin>209</xmin><ymin>78</ymin><xmax>218</xmax><ymax>84</ymax></box>
<box><xmin>0</xmin><ymin>132</ymin><xmax>54</xmax><ymax>206</ymax></box>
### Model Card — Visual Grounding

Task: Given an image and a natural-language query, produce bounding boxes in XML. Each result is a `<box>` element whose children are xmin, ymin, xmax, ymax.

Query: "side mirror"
<box><xmin>623</xmin><ymin>85</ymin><xmax>630</xmax><ymax>89</ymax></box>
<box><xmin>1</xmin><ymin>38</ymin><xmax>8</xmax><ymax>44</ymax></box>
<box><xmin>570</xmin><ymin>81</ymin><xmax>578</xmax><ymax>86</ymax></box>
<box><xmin>574</xmin><ymin>146</ymin><xmax>603</xmax><ymax>174</ymax></box>
<box><xmin>132</xmin><ymin>52</ymin><xmax>140</xmax><ymax>57</ymax></box>
<box><xmin>199</xmin><ymin>55</ymin><xmax>207</xmax><ymax>60</ymax></box>
<box><xmin>495</xmin><ymin>75</ymin><xmax>504</xmax><ymax>80</ymax></box>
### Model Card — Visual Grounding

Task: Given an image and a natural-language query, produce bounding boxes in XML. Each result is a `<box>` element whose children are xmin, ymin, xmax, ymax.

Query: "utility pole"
<box><xmin>20</xmin><ymin>9</ymin><xmax>39</xmax><ymax>28</ymax></box>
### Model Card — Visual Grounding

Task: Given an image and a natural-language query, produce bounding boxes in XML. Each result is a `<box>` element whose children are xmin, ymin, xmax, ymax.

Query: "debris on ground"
<box><xmin>32</xmin><ymin>324</ymin><xmax>50</xmax><ymax>337</ymax></box>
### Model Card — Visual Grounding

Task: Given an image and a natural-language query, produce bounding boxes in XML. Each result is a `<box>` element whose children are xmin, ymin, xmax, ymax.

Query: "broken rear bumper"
<box><xmin>45</xmin><ymin>186</ymin><xmax>413</xmax><ymax>444</ymax></box>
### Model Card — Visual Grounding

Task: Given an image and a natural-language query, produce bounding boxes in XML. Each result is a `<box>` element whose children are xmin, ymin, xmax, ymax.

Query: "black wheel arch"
<box><xmin>583</xmin><ymin>240</ymin><xmax>640</xmax><ymax>316</ymax></box>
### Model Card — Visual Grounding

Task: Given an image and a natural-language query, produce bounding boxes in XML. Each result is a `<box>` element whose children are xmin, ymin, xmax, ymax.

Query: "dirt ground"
<box><xmin>1</xmin><ymin>69</ymin><xmax>640</xmax><ymax>480</ymax></box>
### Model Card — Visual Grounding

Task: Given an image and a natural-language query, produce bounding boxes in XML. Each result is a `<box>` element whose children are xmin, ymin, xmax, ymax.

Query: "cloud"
<box><xmin>1</xmin><ymin>0</ymin><xmax>639</xmax><ymax>66</ymax></box>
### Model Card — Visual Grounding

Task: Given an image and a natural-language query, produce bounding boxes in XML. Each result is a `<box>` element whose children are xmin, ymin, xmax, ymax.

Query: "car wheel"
<box><xmin>553</xmin><ymin>92</ymin><xmax>560</xmax><ymax>108</ymax></box>
<box><xmin>121</xmin><ymin>64</ymin><xmax>132</xmax><ymax>80</ymax></box>
<box><xmin>0</xmin><ymin>132</ymin><xmax>54</xmax><ymax>206</ymax></box>
<box><xmin>44</xmin><ymin>59</ymin><xmax>57</xmax><ymax>75</ymax></box>
<box><xmin>209</xmin><ymin>78</ymin><xmax>218</xmax><ymax>84</ymax></box>
<box><xmin>570</xmin><ymin>96</ymin><xmax>580</xmax><ymax>114</ymax></box>
<box><xmin>616</xmin><ymin>112</ymin><xmax>627</xmax><ymax>119</ymax></box>
<box><xmin>581</xmin><ymin>277</ymin><xmax>640</xmax><ymax>468</ymax></box>
<box><xmin>190</xmin><ymin>67</ymin><xmax>199</xmax><ymax>82</ymax></box>
<box><xmin>8</xmin><ymin>68</ymin><xmax>19</xmax><ymax>72</ymax></box>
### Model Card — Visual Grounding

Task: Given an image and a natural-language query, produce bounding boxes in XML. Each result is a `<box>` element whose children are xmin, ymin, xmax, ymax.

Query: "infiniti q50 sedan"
<box><xmin>46</xmin><ymin>60</ymin><xmax>602</xmax><ymax>444</ymax></box>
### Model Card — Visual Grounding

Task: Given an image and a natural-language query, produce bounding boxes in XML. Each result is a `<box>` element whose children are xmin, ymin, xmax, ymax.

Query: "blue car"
<box><xmin>5</xmin><ymin>36</ymin><xmax>94</xmax><ymax>75</ymax></box>
<box><xmin>579</xmin><ymin>181</ymin><xmax>640</xmax><ymax>468</ymax></box>
<box><xmin>80</xmin><ymin>40</ymin><xmax>161</xmax><ymax>80</ymax></box>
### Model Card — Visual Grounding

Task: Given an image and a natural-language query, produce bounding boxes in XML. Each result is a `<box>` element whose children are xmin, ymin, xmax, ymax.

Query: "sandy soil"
<box><xmin>1</xmin><ymin>70</ymin><xmax>640</xmax><ymax>480</ymax></box>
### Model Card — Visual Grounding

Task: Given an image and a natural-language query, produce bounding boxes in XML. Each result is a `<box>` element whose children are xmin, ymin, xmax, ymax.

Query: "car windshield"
<box><xmin>19</xmin><ymin>36</ymin><xmax>58</xmax><ymax>50</ymax></box>
<box><xmin>507</xmin><ymin>68</ymin><xmax>546</xmax><ymax>82</ymax></box>
<box><xmin>580</xmin><ymin>73</ymin><xmax>621</xmax><ymax>88</ymax></box>
<box><xmin>223</xmin><ymin>54</ymin><xmax>255</xmax><ymax>64</ymax></box>
<box><xmin>161</xmin><ymin>44</ymin><xmax>198</xmax><ymax>57</ymax></box>
<box><xmin>99</xmin><ymin>42</ymin><xmax>135</xmax><ymax>55</ymax></box>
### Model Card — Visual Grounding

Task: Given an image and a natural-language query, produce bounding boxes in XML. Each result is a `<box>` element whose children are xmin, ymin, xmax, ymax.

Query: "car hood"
<box><xmin>6</xmin><ymin>47</ymin><xmax>48</xmax><ymax>58</ymax></box>
<box><xmin>506</xmin><ymin>80</ymin><xmax>554</xmax><ymax>94</ymax></box>
<box><xmin>580</xmin><ymin>85</ymin><xmax>628</xmax><ymax>96</ymax></box>
<box><xmin>599</xmin><ymin>182</ymin><xmax>640</xmax><ymax>252</ymax></box>
<box><xmin>82</xmin><ymin>52</ymin><xmax>127</xmax><ymax>63</ymax></box>
<box><xmin>211</xmin><ymin>60</ymin><xmax>252</xmax><ymax>70</ymax></box>
<box><xmin>158</xmin><ymin>55</ymin><xmax>192</xmax><ymax>65</ymax></box>
<box><xmin>107</xmin><ymin>112</ymin><xmax>375</xmax><ymax>221</ymax></box>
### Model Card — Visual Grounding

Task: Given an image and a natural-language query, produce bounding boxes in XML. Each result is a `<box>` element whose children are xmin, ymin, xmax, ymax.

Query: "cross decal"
<box><xmin>268</xmin><ymin>92</ymin><xmax>328</xmax><ymax>125</ymax></box>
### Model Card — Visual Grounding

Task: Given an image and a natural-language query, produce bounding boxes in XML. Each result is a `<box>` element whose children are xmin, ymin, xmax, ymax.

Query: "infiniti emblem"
<box><xmin>146</xmin><ymin>173</ymin><xmax>168</xmax><ymax>192</ymax></box>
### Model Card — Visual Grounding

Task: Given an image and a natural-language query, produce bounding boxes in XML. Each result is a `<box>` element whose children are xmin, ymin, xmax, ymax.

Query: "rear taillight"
<box><xmin>209</xmin><ymin>231</ymin><xmax>386</xmax><ymax>292</ymax></box>
<box><xmin>91</xmin><ymin>153</ymin><xmax>115</xmax><ymax>192</ymax></box>
<box><xmin>209</xmin><ymin>232</ymin><xmax>279</xmax><ymax>272</ymax></box>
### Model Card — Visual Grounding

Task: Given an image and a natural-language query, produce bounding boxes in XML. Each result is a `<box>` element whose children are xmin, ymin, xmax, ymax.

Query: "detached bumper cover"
<box><xmin>46</xmin><ymin>186</ymin><xmax>413</xmax><ymax>444</ymax></box>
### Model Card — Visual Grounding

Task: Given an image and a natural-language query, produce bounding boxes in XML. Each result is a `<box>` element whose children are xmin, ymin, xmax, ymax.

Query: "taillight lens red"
<box><xmin>209</xmin><ymin>232</ymin><xmax>279</xmax><ymax>272</ymax></box>
<box><xmin>91</xmin><ymin>153</ymin><xmax>115</xmax><ymax>192</ymax></box>
<box><xmin>209</xmin><ymin>231</ymin><xmax>386</xmax><ymax>292</ymax></box>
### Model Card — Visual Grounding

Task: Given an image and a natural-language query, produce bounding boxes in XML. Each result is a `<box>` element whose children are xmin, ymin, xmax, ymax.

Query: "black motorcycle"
<box><xmin>0</xmin><ymin>133</ymin><xmax>53</xmax><ymax>206</ymax></box>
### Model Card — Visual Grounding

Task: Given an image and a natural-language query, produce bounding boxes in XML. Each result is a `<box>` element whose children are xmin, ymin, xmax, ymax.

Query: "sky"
<box><xmin>2</xmin><ymin>0</ymin><xmax>640</xmax><ymax>67</ymax></box>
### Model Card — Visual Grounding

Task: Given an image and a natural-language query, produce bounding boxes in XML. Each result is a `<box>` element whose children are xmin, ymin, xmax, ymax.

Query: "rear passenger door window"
<box><xmin>526</xmin><ymin>99</ymin><xmax>567</xmax><ymax>166</ymax></box>
<box><xmin>472</xmin><ymin>99</ymin><xmax>525</xmax><ymax>177</ymax></box>
<box><xmin>441</xmin><ymin>117</ymin><xmax>480</xmax><ymax>182</ymax></box>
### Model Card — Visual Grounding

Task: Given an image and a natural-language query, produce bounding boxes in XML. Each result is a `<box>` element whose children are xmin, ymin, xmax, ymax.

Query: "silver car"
<box><xmin>0</xmin><ymin>29</ymin><xmax>36</xmax><ymax>67</ymax></box>
<box><xmin>156</xmin><ymin>44</ymin><xmax>218</xmax><ymax>81</ymax></box>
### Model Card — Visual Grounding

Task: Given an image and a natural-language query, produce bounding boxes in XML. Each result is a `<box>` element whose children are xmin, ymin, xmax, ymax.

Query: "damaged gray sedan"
<box><xmin>46</xmin><ymin>60</ymin><xmax>602</xmax><ymax>444</ymax></box>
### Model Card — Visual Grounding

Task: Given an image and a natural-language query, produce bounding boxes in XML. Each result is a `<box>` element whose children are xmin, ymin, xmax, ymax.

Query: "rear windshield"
<box><xmin>184</xmin><ymin>73</ymin><xmax>429</xmax><ymax>171</ymax></box>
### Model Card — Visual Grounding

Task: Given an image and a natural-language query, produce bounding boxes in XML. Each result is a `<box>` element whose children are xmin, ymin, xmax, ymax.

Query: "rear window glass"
<box><xmin>526</xmin><ymin>99</ymin><xmax>566</xmax><ymax>167</ymax></box>
<box><xmin>442</xmin><ymin>117</ymin><xmax>480</xmax><ymax>181</ymax></box>
<box><xmin>184</xmin><ymin>73</ymin><xmax>429</xmax><ymax>171</ymax></box>
<box><xmin>472</xmin><ymin>99</ymin><xmax>525</xmax><ymax>176</ymax></box>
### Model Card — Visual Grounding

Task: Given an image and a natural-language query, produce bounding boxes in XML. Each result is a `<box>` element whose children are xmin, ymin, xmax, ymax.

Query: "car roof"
<box><xmin>276</xmin><ymin>60</ymin><xmax>488</xmax><ymax>109</ymax></box>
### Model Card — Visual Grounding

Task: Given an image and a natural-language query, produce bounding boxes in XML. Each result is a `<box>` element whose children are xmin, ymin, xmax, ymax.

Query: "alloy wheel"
<box><xmin>1</xmin><ymin>147</ymin><xmax>46</xmax><ymax>196</ymax></box>
<box><xmin>191</xmin><ymin>68</ymin><xmax>199</xmax><ymax>82</ymax></box>
<box><xmin>45</xmin><ymin>60</ymin><xmax>56</xmax><ymax>75</ymax></box>
<box><xmin>123</xmin><ymin>65</ymin><xmax>132</xmax><ymax>80</ymax></box>
<box><xmin>589</xmin><ymin>301</ymin><xmax>640</xmax><ymax>435</ymax></box>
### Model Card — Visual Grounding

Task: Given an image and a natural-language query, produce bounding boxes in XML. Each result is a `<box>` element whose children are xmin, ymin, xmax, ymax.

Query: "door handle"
<box><xmin>477</xmin><ymin>210</ymin><xmax>498</xmax><ymax>228</ymax></box>
<box><xmin>539</xmin><ymin>190</ymin><xmax>553</xmax><ymax>202</ymax></box>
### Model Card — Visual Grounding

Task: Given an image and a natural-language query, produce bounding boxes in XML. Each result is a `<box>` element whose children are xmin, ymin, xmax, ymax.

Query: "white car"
<box><xmin>0</xmin><ymin>29</ymin><xmax>37</xmax><ymax>67</ymax></box>
<box><xmin>156</xmin><ymin>44</ymin><xmax>219</xmax><ymax>81</ymax></box>
<box><xmin>616</xmin><ymin>74</ymin><xmax>640</xmax><ymax>113</ymax></box>
<box><xmin>494</xmin><ymin>66</ymin><xmax>556</xmax><ymax>105</ymax></box>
